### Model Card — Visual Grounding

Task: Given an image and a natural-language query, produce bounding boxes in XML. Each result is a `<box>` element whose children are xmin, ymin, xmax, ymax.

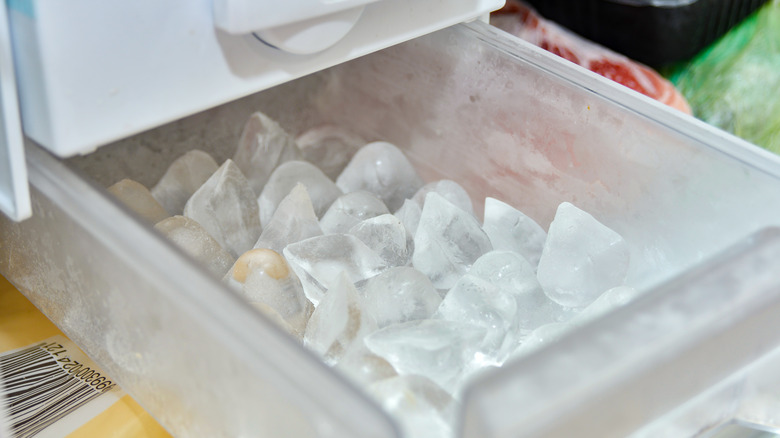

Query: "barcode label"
<box><xmin>0</xmin><ymin>336</ymin><xmax>123</xmax><ymax>438</ymax></box>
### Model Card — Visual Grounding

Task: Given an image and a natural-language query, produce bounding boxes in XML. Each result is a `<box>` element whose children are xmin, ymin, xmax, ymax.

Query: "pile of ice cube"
<box><xmin>108</xmin><ymin>112</ymin><xmax>637</xmax><ymax>438</ymax></box>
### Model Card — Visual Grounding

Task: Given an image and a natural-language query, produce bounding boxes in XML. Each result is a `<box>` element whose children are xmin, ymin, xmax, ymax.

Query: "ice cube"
<box><xmin>364</xmin><ymin>319</ymin><xmax>486</xmax><ymax>392</ymax></box>
<box><xmin>250</xmin><ymin>302</ymin><xmax>296</xmax><ymax>338</ymax></box>
<box><xmin>570</xmin><ymin>285</ymin><xmax>640</xmax><ymax>325</ymax></box>
<box><xmin>336</xmin><ymin>142</ymin><xmax>423</xmax><ymax>212</ymax></box>
<box><xmin>151</xmin><ymin>150</ymin><xmax>219</xmax><ymax>215</ymax></box>
<box><xmin>183</xmin><ymin>159</ymin><xmax>262</xmax><ymax>258</ymax></box>
<box><xmin>469</xmin><ymin>250</ymin><xmax>538</xmax><ymax>297</ymax></box>
<box><xmin>335</xmin><ymin>345</ymin><xmax>398</xmax><ymax>386</ymax></box>
<box><xmin>368</xmin><ymin>375</ymin><xmax>455</xmax><ymax>438</ymax></box>
<box><xmin>510</xmin><ymin>287</ymin><xmax>641</xmax><ymax>361</ymax></box>
<box><xmin>510</xmin><ymin>322</ymin><xmax>571</xmax><ymax>360</ymax></box>
<box><xmin>482</xmin><ymin>197</ymin><xmax>547</xmax><ymax>268</ymax></box>
<box><xmin>413</xmin><ymin>180</ymin><xmax>474</xmax><ymax>216</ymax></box>
<box><xmin>155</xmin><ymin>216</ymin><xmax>235</xmax><ymax>278</ymax></box>
<box><xmin>537</xmin><ymin>202</ymin><xmax>630</xmax><ymax>308</ymax></box>
<box><xmin>319</xmin><ymin>191</ymin><xmax>389</xmax><ymax>235</ymax></box>
<box><xmin>469</xmin><ymin>251</ymin><xmax>560</xmax><ymax>332</ymax></box>
<box><xmin>394</xmin><ymin>199</ymin><xmax>422</xmax><ymax>238</ymax></box>
<box><xmin>226</xmin><ymin>249</ymin><xmax>313</xmax><ymax>340</ymax></box>
<box><xmin>304</xmin><ymin>273</ymin><xmax>376</xmax><ymax>365</ymax></box>
<box><xmin>253</xmin><ymin>183</ymin><xmax>322</xmax><ymax>254</ymax></box>
<box><xmin>108</xmin><ymin>179</ymin><xmax>169</xmax><ymax>224</ymax></box>
<box><xmin>348</xmin><ymin>214</ymin><xmax>411</xmax><ymax>267</ymax></box>
<box><xmin>296</xmin><ymin>125</ymin><xmax>365</xmax><ymax>180</ymax></box>
<box><xmin>283</xmin><ymin>234</ymin><xmax>389</xmax><ymax>306</ymax></box>
<box><xmin>258</xmin><ymin>161</ymin><xmax>342</xmax><ymax>227</ymax></box>
<box><xmin>358</xmin><ymin>267</ymin><xmax>441</xmax><ymax>328</ymax></box>
<box><xmin>232</xmin><ymin>112</ymin><xmax>303</xmax><ymax>194</ymax></box>
<box><xmin>434</xmin><ymin>274</ymin><xmax>518</xmax><ymax>365</ymax></box>
<box><xmin>413</xmin><ymin>193</ymin><xmax>492</xmax><ymax>289</ymax></box>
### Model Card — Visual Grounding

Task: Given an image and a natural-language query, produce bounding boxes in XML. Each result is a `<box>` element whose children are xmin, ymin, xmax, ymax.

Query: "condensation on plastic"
<box><xmin>3</xmin><ymin>20</ymin><xmax>780</xmax><ymax>437</ymax></box>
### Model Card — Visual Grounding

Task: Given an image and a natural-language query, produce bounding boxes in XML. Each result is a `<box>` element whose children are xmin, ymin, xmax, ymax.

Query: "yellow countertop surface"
<box><xmin>1</xmin><ymin>274</ymin><xmax>172</xmax><ymax>438</ymax></box>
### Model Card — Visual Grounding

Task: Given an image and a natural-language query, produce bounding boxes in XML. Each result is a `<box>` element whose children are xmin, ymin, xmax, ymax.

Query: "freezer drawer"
<box><xmin>3</xmin><ymin>21</ymin><xmax>780</xmax><ymax>437</ymax></box>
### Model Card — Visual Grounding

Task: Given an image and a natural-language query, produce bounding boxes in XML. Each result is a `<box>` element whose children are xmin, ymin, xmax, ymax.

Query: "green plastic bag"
<box><xmin>669</xmin><ymin>0</ymin><xmax>780</xmax><ymax>153</ymax></box>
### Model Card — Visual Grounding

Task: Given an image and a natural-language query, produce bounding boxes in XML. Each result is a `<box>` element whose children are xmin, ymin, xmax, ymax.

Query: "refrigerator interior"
<box><xmin>3</xmin><ymin>20</ymin><xmax>780</xmax><ymax>437</ymax></box>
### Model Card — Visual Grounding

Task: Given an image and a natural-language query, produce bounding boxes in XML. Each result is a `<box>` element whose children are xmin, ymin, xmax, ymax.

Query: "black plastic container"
<box><xmin>523</xmin><ymin>0</ymin><xmax>768</xmax><ymax>67</ymax></box>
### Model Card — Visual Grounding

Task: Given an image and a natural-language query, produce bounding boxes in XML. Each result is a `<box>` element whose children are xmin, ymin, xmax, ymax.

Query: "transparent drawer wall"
<box><xmin>3</xmin><ymin>21</ymin><xmax>780</xmax><ymax>437</ymax></box>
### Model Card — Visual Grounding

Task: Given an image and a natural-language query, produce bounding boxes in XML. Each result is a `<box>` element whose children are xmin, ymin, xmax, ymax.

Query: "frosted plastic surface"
<box><xmin>5</xmin><ymin>21</ymin><xmax>780</xmax><ymax>437</ymax></box>
<box><xmin>630</xmin><ymin>344</ymin><xmax>780</xmax><ymax>437</ymax></box>
<box><xmin>1</xmin><ymin>144</ymin><xmax>396</xmax><ymax>438</ymax></box>
<box><xmin>462</xmin><ymin>230</ymin><xmax>780</xmax><ymax>438</ymax></box>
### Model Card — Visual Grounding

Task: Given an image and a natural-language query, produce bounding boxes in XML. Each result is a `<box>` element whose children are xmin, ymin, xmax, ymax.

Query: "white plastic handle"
<box><xmin>214</xmin><ymin>0</ymin><xmax>381</xmax><ymax>35</ymax></box>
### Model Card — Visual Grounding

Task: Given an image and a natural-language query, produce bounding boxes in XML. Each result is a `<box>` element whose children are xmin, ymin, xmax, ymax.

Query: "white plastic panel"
<box><xmin>0</xmin><ymin>1</ymin><xmax>29</xmax><ymax>221</ymax></box>
<box><xmin>213</xmin><ymin>0</ymin><xmax>380</xmax><ymax>34</ymax></box>
<box><xmin>7</xmin><ymin>0</ymin><xmax>504</xmax><ymax>158</ymax></box>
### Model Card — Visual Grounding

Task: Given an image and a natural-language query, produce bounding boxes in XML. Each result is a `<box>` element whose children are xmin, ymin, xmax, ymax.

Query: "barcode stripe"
<box><xmin>0</xmin><ymin>342</ymin><xmax>115</xmax><ymax>438</ymax></box>
<box><xmin>3</xmin><ymin>359</ymin><xmax>56</xmax><ymax>381</ymax></box>
<box><xmin>9</xmin><ymin>376</ymin><xmax>76</xmax><ymax>414</ymax></box>
<box><xmin>20</xmin><ymin>389</ymin><xmax>102</xmax><ymax>438</ymax></box>
<box><xmin>13</xmin><ymin>384</ymin><xmax>92</xmax><ymax>434</ymax></box>
<box><xmin>4</xmin><ymin>370</ymin><xmax>67</xmax><ymax>402</ymax></box>
<box><xmin>0</xmin><ymin>345</ymin><xmax>44</xmax><ymax>366</ymax></box>
<box><xmin>0</xmin><ymin>349</ymin><xmax>49</xmax><ymax>375</ymax></box>
<box><xmin>0</xmin><ymin>346</ymin><xmax>47</xmax><ymax>367</ymax></box>
<box><xmin>3</xmin><ymin>360</ymin><xmax>65</xmax><ymax>401</ymax></box>
<box><xmin>3</xmin><ymin>368</ymin><xmax>62</xmax><ymax>393</ymax></box>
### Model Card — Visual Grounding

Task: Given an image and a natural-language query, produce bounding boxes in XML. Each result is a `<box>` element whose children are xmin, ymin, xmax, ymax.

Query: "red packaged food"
<box><xmin>492</xmin><ymin>2</ymin><xmax>692</xmax><ymax>114</ymax></box>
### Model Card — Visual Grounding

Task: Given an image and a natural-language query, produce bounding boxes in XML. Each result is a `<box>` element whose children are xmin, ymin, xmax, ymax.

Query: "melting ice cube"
<box><xmin>304</xmin><ymin>273</ymin><xmax>376</xmax><ymax>365</ymax></box>
<box><xmin>283</xmin><ymin>234</ymin><xmax>389</xmax><ymax>306</ymax></box>
<box><xmin>537</xmin><ymin>202</ymin><xmax>630</xmax><ymax>308</ymax></box>
<box><xmin>336</xmin><ymin>142</ymin><xmax>423</xmax><ymax>212</ymax></box>
<box><xmin>368</xmin><ymin>375</ymin><xmax>455</xmax><ymax>438</ymax></box>
<box><xmin>364</xmin><ymin>319</ymin><xmax>486</xmax><ymax>392</ymax></box>
<box><xmin>108</xmin><ymin>179</ymin><xmax>170</xmax><ymax>225</ymax></box>
<box><xmin>258</xmin><ymin>161</ymin><xmax>342</xmax><ymax>227</ymax></box>
<box><xmin>155</xmin><ymin>216</ymin><xmax>235</xmax><ymax>278</ymax></box>
<box><xmin>253</xmin><ymin>183</ymin><xmax>322</xmax><ymax>254</ymax></box>
<box><xmin>510</xmin><ymin>286</ymin><xmax>641</xmax><ymax>360</ymax></box>
<box><xmin>348</xmin><ymin>214</ymin><xmax>411</xmax><ymax>267</ymax></box>
<box><xmin>358</xmin><ymin>267</ymin><xmax>441</xmax><ymax>328</ymax></box>
<box><xmin>482</xmin><ymin>197</ymin><xmax>547</xmax><ymax>268</ymax></box>
<box><xmin>319</xmin><ymin>191</ymin><xmax>389</xmax><ymax>235</ymax></box>
<box><xmin>509</xmin><ymin>321</ymin><xmax>571</xmax><ymax>360</ymax></box>
<box><xmin>226</xmin><ymin>248</ymin><xmax>313</xmax><ymax>340</ymax></box>
<box><xmin>296</xmin><ymin>125</ymin><xmax>365</xmax><ymax>180</ymax></box>
<box><xmin>570</xmin><ymin>285</ymin><xmax>640</xmax><ymax>326</ymax></box>
<box><xmin>233</xmin><ymin>112</ymin><xmax>302</xmax><ymax>194</ymax></box>
<box><xmin>434</xmin><ymin>274</ymin><xmax>518</xmax><ymax>365</ymax></box>
<box><xmin>250</xmin><ymin>302</ymin><xmax>296</xmax><ymax>338</ymax></box>
<box><xmin>394</xmin><ymin>199</ymin><xmax>422</xmax><ymax>238</ymax></box>
<box><xmin>151</xmin><ymin>150</ymin><xmax>218</xmax><ymax>216</ymax></box>
<box><xmin>469</xmin><ymin>250</ymin><xmax>538</xmax><ymax>297</ymax></box>
<box><xmin>183</xmin><ymin>159</ymin><xmax>262</xmax><ymax>258</ymax></box>
<box><xmin>469</xmin><ymin>251</ymin><xmax>561</xmax><ymax>333</ymax></box>
<box><xmin>413</xmin><ymin>180</ymin><xmax>474</xmax><ymax>217</ymax></box>
<box><xmin>335</xmin><ymin>346</ymin><xmax>398</xmax><ymax>386</ymax></box>
<box><xmin>413</xmin><ymin>193</ymin><xmax>492</xmax><ymax>289</ymax></box>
